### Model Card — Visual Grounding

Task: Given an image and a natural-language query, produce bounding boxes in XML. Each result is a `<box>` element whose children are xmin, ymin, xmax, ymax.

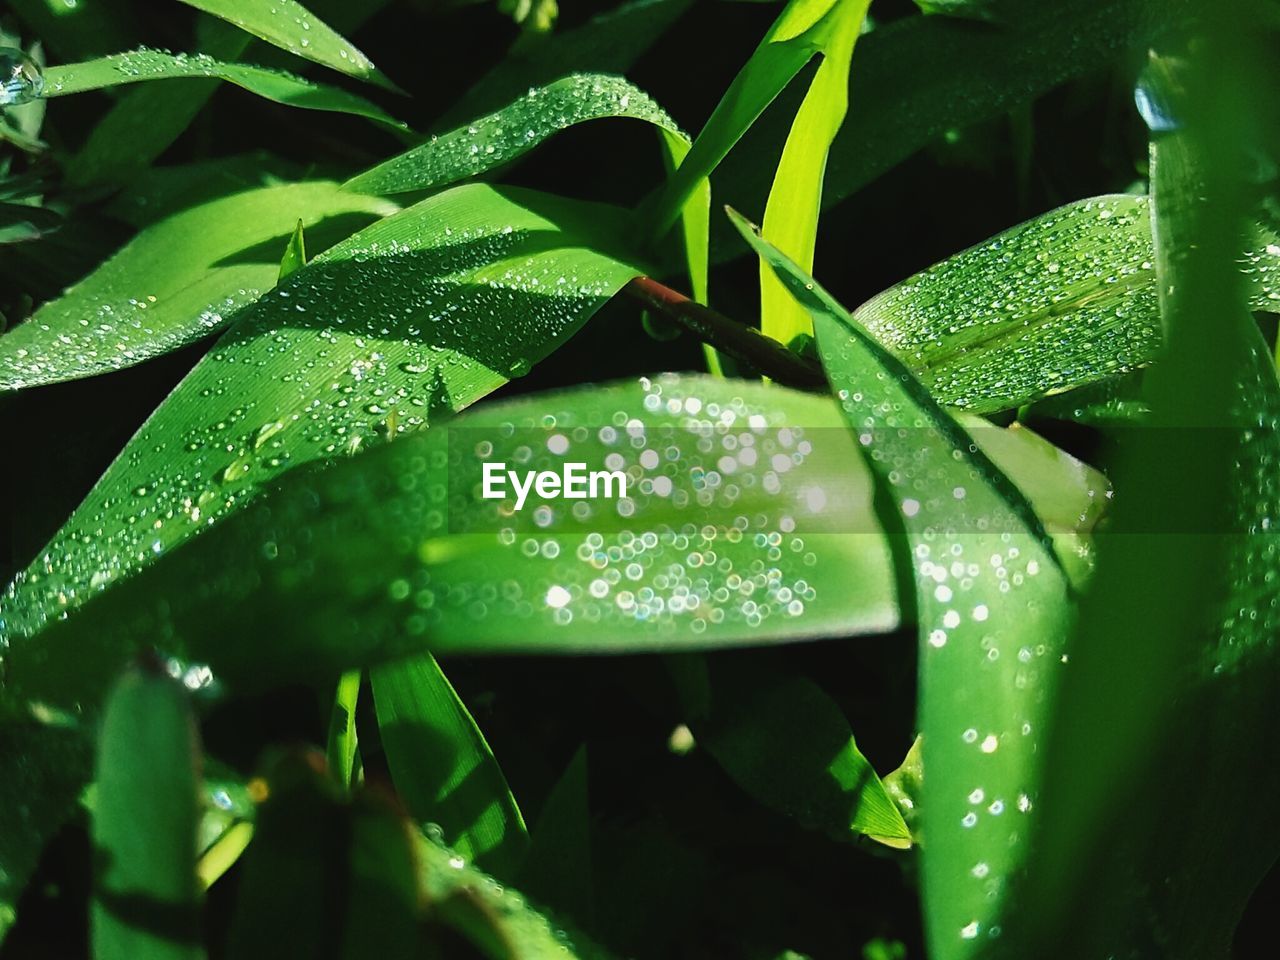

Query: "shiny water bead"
<box><xmin>0</xmin><ymin>48</ymin><xmax>43</xmax><ymax>106</ymax></box>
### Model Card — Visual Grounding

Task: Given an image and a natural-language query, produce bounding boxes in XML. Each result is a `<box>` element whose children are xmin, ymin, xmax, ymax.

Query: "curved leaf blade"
<box><xmin>2</xmin><ymin>375</ymin><xmax>901</xmax><ymax>706</ymax></box>
<box><xmin>732</xmin><ymin>208</ymin><xmax>1074</xmax><ymax>959</ymax></box>
<box><xmin>41</xmin><ymin>48</ymin><xmax>404</xmax><ymax>128</ymax></box>
<box><xmin>348</xmin><ymin>74</ymin><xmax>684</xmax><ymax>197</ymax></box>
<box><xmin>0</xmin><ymin>182</ymin><xmax>396</xmax><ymax>391</ymax></box>
<box><xmin>174</xmin><ymin>0</ymin><xmax>386</xmax><ymax>87</ymax></box>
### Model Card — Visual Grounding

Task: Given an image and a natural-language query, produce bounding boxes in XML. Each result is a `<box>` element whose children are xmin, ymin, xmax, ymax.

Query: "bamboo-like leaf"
<box><xmin>347</xmin><ymin>74</ymin><xmax>684</xmax><ymax>197</ymax></box>
<box><xmin>92</xmin><ymin>665</ymin><xmax>203</xmax><ymax>960</ymax></box>
<box><xmin>277</xmin><ymin>219</ymin><xmax>307</xmax><ymax>281</ymax></box>
<box><xmin>371</xmin><ymin>652</ymin><xmax>528</xmax><ymax>876</ymax></box>
<box><xmin>174</xmin><ymin>0</ymin><xmax>387</xmax><ymax>87</ymax></box>
<box><xmin>731</xmin><ymin>207</ymin><xmax>1074</xmax><ymax>959</ymax></box>
<box><xmin>2</xmin><ymin>375</ymin><xmax>900</xmax><ymax>706</ymax></box>
<box><xmin>325</xmin><ymin>670</ymin><xmax>361</xmax><ymax>789</ymax></box>
<box><xmin>41</xmin><ymin>48</ymin><xmax>404</xmax><ymax>128</ymax></box>
<box><xmin>0</xmin><ymin>182</ymin><xmax>396</xmax><ymax>391</ymax></box>
<box><xmin>853</xmin><ymin>195</ymin><xmax>1280</xmax><ymax>414</ymax></box>
<box><xmin>759</xmin><ymin>0</ymin><xmax>870</xmax><ymax>347</ymax></box>
<box><xmin>643</xmin><ymin>0</ymin><xmax>849</xmax><ymax>238</ymax></box>
<box><xmin>0</xmin><ymin>183</ymin><xmax>645</xmax><ymax>649</ymax></box>
<box><xmin>1016</xmin><ymin>36</ymin><xmax>1280</xmax><ymax>958</ymax></box>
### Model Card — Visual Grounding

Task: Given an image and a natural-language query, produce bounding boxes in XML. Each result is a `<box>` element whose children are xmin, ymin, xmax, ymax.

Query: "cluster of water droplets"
<box><xmin>0</xmin><ymin>186</ymin><xmax>636</xmax><ymax>649</ymax></box>
<box><xmin>0</xmin><ymin>47</ymin><xmax>43</xmax><ymax>106</ymax></box>
<box><xmin>42</xmin><ymin>47</ymin><xmax>317</xmax><ymax>96</ymax></box>
<box><xmin>856</xmin><ymin>195</ymin><xmax>1161</xmax><ymax>414</ymax></box>
<box><xmin>348</xmin><ymin>73</ymin><xmax>682</xmax><ymax>195</ymax></box>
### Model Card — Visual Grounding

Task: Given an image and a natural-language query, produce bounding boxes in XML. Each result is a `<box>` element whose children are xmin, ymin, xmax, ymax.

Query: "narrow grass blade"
<box><xmin>709</xmin><ymin>0</ymin><xmax>1194</xmax><ymax>261</ymax></box>
<box><xmin>174</xmin><ymin>0</ymin><xmax>387</xmax><ymax>87</ymax></box>
<box><xmin>657</xmin><ymin>128</ymin><xmax>716</xmax><ymax>370</ymax></box>
<box><xmin>1</xmin><ymin>375</ymin><xmax>900</xmax><ymax>705</ymax></box>
<box><xmin>347</xmin><ymin>74</ymin><xmax>683</xmax><ymax>197</ymax></box>
<box><xmin>759</xmin><ymin>0</ymin><xmax>870</xmax><ymax>347</ymax></box>
<box><xmin>370</xmin><ymin>653</ymin><xmax>528</xmax><ymax>876</ymax></box>
<box><xmin>643</xmin><ymin>0</ymin><xmax>846</xmax><ymax>238</ymax></box>
<box><xmin>41</xmin><ymin>49</ymin><xmax>404</xmax><ymax>129</ymax></box>
<box><xmin>731</xmin><ymin>208</ymin><xmax>1073</xmax><ymax>959</ymax></box>
<box><xmin>852</xmin><ymin>195</ymin><xmax>1280</xmax><ymax>414</ymax></box>
<box><xmin>92</xmin><ymin>665</ymin><xmax>203</xmax><ymax>960</ymax></box>
<box><xmin>0</xmin><ymin>182</ymin><xmax>396</xmax><ymax>391</ymax></box>
<box><xmin>326</xmin><ymin>670</ymin><xmax>361</xmax><ymax>789</ymax></box>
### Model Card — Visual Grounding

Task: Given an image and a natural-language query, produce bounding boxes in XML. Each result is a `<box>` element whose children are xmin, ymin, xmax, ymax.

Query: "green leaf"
<box><xmin>325</xmin><ymin>670</ymin><xmax>361</xmax><ymax>789</ymax></box>
<box><xmin>683</xmin><ymin>657</ymin><xmax>910</xmax><ymax>847</ymax></box>
<box><xmin>41</xmin><ymin>48</ymin><xmax>404</xmax><ymax>129</ymax></box>
<box><xmin>913</xmin><ymin>0</ymin><xmax>1008</xmax><ymax>22</ymax></box>
<box><xmin>173</xmin><ymin>0</ymin><xmax>387</xmax><ymax>87</ymax></box>
<box><xmin>709</xmin><ymin>0</ymin><xmax>1195</xmax><ymax>261</ymax></box>
<box><xmin>851</xmin><ymin>194</ymin><xmax>1280</xmax><ymax>414</ymax></box>
<box><xmin>347</xmin><ymin>74</ymin><xmax>683</xmax><ymax>197</ymax></box>
<box><xmin>0</xmin><ymin>183</ymin><xmax>646</xmax><ymax>654</ymax></box>
<box><xmin>225</xmin><ymin>752</ymin><xmax>419</xmax><ymax>960</ymax></box>
<box><xmin>277</xmin><ymin>218</ymin><xmax>307</xmax><ymax>280</ymax></box>
<box><xmin>0</xmin><ymin>181</ymin><xmax>396</xmax><ymax>391</ymax></box>
<box><xmin>644</xmin><ymin>0</ymin><xmax>848</xmax><ymax>237</ymax></box>
<box><xmin>1017</xmin><ymin>34</ymin><xmax>1280</xmax><ymax>958</ymax></box>
<box><xmin>2</xmin><ymin>375</ymin><xmax>900</xmax><ymax>706</ymax></box>
<box><xmin>370</xmin><ymin>652</ymin><xmax>528</xmax><ymax>876</ymax></box>
<box><xmin>731</xmin><ymin>208</ymin><xmax>1074</xmax><ymax>959</ymax></box>
<box><xmin>759</xmin><ymin>0</ymin><xmax>870</xmax><ymax>346</ymax></box>
<box><xmin>92</xmin><ymin>665</ymin><xmax>203</xmax><ymax>960</ymax></box>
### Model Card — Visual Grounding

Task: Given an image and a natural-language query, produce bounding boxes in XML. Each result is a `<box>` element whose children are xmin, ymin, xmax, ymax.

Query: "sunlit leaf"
<box><xmin>348</xmin><ymin>74</ymin><xmax>684</xmax><ymax>197</ymax></box>
<box><xmin>41</xmin><ymin>48</ymin><xmax>404</xmax><ymax>128</ymax></box>
<box><xmin>732</xmin><ymin>207</ymin><xmax>1074</xmax><ymax>959</ymax></box>
<box><xmin>174</xmin><ymin>0</ymin><xmax>388</xmax><ymax>87</ymax></box>
<box><xmin>0</xmin><ymin>182</ymin><xmax>396</xmax><ymax>391</ymax></box>
<box><xmin>759</xmin><ymin>0</ymin><xmax>870</xmax><ymax>347</ymax></box>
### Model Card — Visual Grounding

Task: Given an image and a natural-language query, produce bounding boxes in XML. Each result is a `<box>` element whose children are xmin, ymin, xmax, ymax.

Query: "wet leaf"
<box><xmin>853</xmin><ymin>195</ymin><xmax>1280</xmax><ymax>414</ymax></box>
<box><xmin>41</xmin><ymin>48</ymin><xmax>404</xmax><ymax>129</ymax></box>
<box><xmin>174</xmin><ymin>0</ymin><xmax>388</xmax><ymax>87</ymax></box>
<box><xmin>92</xmin><ymin>665</ymin><xmax>203</xmax><ymax>960</ymax></box>
<box><xmin>2</xmin><ymin>375</ymin><xmax>900</xmax><ymax>705</ymax></box>
<box><xmin>0</xmin><ymin>182</ymin><xmax>395</xmax><ymax>390</ymax></box>
<box><xmin>759</xmin><ymin>0</ymin><xmax>870</xmax><ymax>347</ymax></box>
<box><xmin>732</xmin><ymin>208</ymin><xmax>1074</xmax><ymax>959</ymax></box>
<box><xmin>371</xmin><ymin>652</ymin><xmax>528</xmax><ymax>876</ymax></box>
<box><xmin>348</xmin><ymin>74</ymin><xmax>684</xmax><ymax>197</ymax></box>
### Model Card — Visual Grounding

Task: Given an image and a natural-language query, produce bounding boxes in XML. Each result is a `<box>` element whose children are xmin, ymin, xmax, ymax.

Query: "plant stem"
<box><xmin>624</xmin><ymin>277</ymin><xmax>827</xmax><ymax>389</ymax></box>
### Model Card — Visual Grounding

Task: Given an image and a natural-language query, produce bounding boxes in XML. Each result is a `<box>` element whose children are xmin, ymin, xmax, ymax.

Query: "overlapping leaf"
<box><xmin>0</xmin><ymin>182</ymin><xmax>396</xmax><ymax>390</ymax></box>
<box><xmin>854</xmin><ymin>194</ymin><xmax>1280</xmax><ymax>414</ymax></box>
<box><xmin>733</xmin><ymin>209</ymin><xmax>1074</xmax><ymax>959</ymax></box>
<box><xmin>174</xmin><ymin>0</ymin><xmax>386</xmax><ymax>86</ymax></box>
<box><xmin>41</xmin><ymin>48</ymin><xmax>402</xmax><ymax>128</ymax></box>
<box><xmin>2</xmin><ymin>375</ymin><xmax>901</xmax><ymax>706</ymax></box>
<box><xmin>347</xmin><ymin>74</ymin><xmax>683</xmax><ymax>196</ymax></box>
